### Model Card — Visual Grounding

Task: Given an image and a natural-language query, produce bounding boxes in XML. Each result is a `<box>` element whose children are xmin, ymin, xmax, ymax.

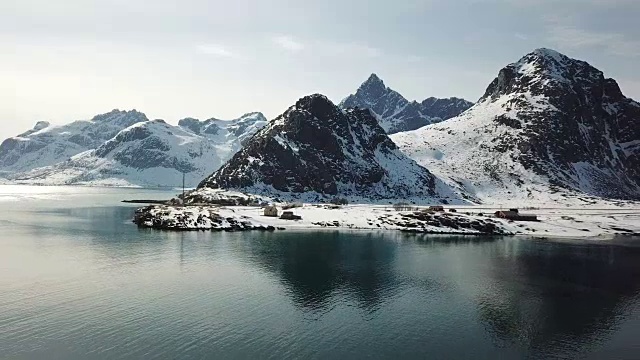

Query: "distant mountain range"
<box><xmin>0</xmin><ymin>75</ymin><xmax>469</xmax><ymax>188</ymax></box>
<box><xmin>340</xmin><ymin>74</ymin><xmax>473</xmax><ymax>134</ymax></box>
<box><xmin>3</xmin><ymin>49</ymin><xmax>639</xmax><ymax>204</ymax></box>
<box><xmin>0</xmin><ymin>110</ymin><xmax>267</xmax><ymax>187</ymax></box>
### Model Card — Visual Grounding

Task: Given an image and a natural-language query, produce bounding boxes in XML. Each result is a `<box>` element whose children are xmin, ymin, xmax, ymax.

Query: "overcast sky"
<box><xmin>2</xmin><ymin>0</ymin><xmax>640</xmax><ymax>140</ymax></box>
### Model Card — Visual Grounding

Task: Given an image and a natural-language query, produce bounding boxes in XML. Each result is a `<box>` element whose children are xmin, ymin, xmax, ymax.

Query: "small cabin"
<box><xmin>429</xmin><ymin>205</ymin><xmax>445</xmax><ymax>212</ymax></box>
<box><xmin>263</xmin><ymin>205</ymin><xmax>279</xmax><ymax>217</ymax></box>
<box><xmin>280</xmin><ymin>211</ymin><xmax>302</xmax><ymax>220</ymax></box>
<box><xmin>495</xmin><ymin>209</ymin><xmax>538</xmax><ymax>222</ymax></box>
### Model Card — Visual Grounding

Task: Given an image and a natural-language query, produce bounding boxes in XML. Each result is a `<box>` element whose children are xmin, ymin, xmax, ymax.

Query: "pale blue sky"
<box><xmin>2</xmin><ymin>0</ymin><xmax>639</xmax><ymax>140</ymax></box>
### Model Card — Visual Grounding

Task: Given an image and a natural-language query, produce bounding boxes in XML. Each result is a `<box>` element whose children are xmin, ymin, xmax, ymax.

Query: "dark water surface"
<box><xmin>1</xmin><ymin>186</ymin><xmax>639</xmax><ymax>359</ymax></box>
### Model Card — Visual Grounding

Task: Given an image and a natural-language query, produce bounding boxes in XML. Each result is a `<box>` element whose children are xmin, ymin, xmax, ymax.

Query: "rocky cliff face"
<box><xmin>392</xmin><ymin>48</ymin><xmax>640</xmax><ymax>203</ymax></box>
<box><xmin>421</xmin><ymin>97</ymin><xmax>474</xmax><ymax>121</ymax></box>
<box><xmin>339</xmin><ymin>74</ymin><xmax>472</xmax><ymax>134</ymax></box>
<box><xmin>197</xmin><ymin>94</ymin><xmax>459</xmax><ymax>202</ymax></box>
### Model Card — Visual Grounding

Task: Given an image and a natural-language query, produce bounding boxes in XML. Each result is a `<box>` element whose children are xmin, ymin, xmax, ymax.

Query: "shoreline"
<box><xmin>132</xmin><ymin>203</ymin><xmax>640</xmax><ymax>238</ymax></box>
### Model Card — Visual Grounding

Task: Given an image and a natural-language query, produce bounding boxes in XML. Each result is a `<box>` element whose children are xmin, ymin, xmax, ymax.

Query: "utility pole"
<box><xmin>182</xmin><ymin>172</ymin><xmax>186</xmax><ymax>207</ymax></box>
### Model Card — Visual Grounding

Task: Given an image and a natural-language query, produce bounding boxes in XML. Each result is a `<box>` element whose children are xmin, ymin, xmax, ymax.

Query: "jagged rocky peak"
<box><xmin>340</xmin><ymin>73</ymin><xmax>473</xmax><ymax>134</ymax></box>
<box><xmin>482</xmin><ymin>48</ymin><xmax>606</xmax><ymax>101</ymax></box>
<box><xmin>356</xmin><ymin>73</ymin><xmax>387</xmax><ymax>98</ymax></box>
<box><xmin>178</xmin><ymin>112</ymin><xmax>267</xmax><ymax>138</ymax></box>
<box><xmin>90</xmin><ymin>109</ymin><xmax>149</xmax><ymax>127</ymax></box>
<box><xmin>16</xmin><ymin>121</ymin><xmax>52</xmax><ymax>138</ymax></box>
<box><xmin>196</xmin><ymin>93</ymin><xmax>459</xmax><ymax>202</ymax></box>
<box><xmin>421</xmin><ymin>97</ymin><xmax>474</xmax><ymax>120</ymax></box>
<box><xmin>33</xmin><ymin>121</ymin><xmax>50</xmax><ymax>131</ymax></box>
<box><xmin>392</xmin><ymin>48</ymin><xmax>640</xmax><ymax>202</ymax></box>
<box><xmin>177</xmin><ymin>117</ymin><xmax>201</xmax><ymax>133</ymax></box>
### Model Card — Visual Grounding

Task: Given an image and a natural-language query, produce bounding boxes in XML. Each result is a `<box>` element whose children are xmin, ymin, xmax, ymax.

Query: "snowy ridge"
<box><xmin>196</xmin><ymin>94</ymin><xmax>464</xmax><ymax>203</ymax></box>
<box><xmin>392</xmin><ymin>48</ymin><xmax>640</xmax><ymax>205</ymax></box>
<box><xmin>340</xmin><ymin>74</ymin><xmax>472</xmax><ymax>134</ymax></box>
<box><xmin>178</xmin><ymin>112</ymin><xmax>267</xmax><ymax>146</ymax></box>
<box><xmin>0</xmin><ymin>109</ymin><xmax>148</xmax><ymax>173</ymax></box>
<box><xmin>4</xmin><ymin>111</ymin><xmax>268</xmax><ymax>187</ymax></box>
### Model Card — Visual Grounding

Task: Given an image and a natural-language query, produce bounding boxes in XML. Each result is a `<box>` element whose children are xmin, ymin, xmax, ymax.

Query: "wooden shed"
<box><xmin>263</xmin><ymin>205</ymin><xmax>279</xmax><ymax>217</ymax></box>
<box><xmin>280</xmin><ymin>211</ymin><xmax>302</xmax><ymax>220</ymax></box>
<box><xmin>429</xmin><ymin>205</ymin><xmax>445</xmax><ymax>212</ymax></box>
<box><xmin>494</xmin><ymin>209</ymin><xmax>538</xmax><ymax>222</ymax></box>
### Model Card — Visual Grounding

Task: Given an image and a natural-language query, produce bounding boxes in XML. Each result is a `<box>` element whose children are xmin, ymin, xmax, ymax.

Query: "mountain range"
<box><xmin>2</xmin><ymin>48</ymin><xmax>639</xmax><ymax>204</ymax></box>
<box><xmin>340</xmin><ymin>74</ymin><xmax>473</xmax><ymax>134</ymax></box>
<box><xmin>0</xmin><ymin>76</ymin><xmax>466</xmax><ymax>188</ymax></box>
<box><xmin>196</xmin><ymin>94</ymin><xmax>460</xmax><ymax>202</ymax></box>
<box><xmin>1</xmin><ymin>110</ymin><xmax>267</xmax><ymax>187</ymax></box>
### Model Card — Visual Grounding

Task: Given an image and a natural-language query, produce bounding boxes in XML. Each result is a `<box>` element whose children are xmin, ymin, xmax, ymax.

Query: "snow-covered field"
<box><xmin>135</xmin><ymin>201</ymin><xmax>640</xmax><ymax>238</ymax></box>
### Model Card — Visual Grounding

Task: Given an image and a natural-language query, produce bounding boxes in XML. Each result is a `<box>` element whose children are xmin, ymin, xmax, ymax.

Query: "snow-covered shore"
<box><xmin>133</xmin><ymin>202</ymin><xmax>640</xmax><ymax>238</ymax></box>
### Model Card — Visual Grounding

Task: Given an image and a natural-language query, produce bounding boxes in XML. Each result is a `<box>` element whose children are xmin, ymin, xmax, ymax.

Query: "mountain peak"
<box><xmin>196</xmin><ymin>92</ymin><xmax>452</xmax><ymax>201</ymax></box>
<box><xmin>33</xmin><ymin>121</ymin><xmax>50</xmax><ymax>131</ymax></box>
<box><xmin>531</xmin><ymin>48</ymin><xmax>566</xmax><ymax>61</ymax></box>
<box><xmin>365</xmin><ymin>73</ymin><xmax>383</xmax><ymax>84</ymax></box>
<box><xmin>294</xmin><ymin>94</ymin><xmax>337</xmax><ymax>116</ymax></box>
<box><xmin>340</xmin><ymin>74</ymin><xmax>472</xmax><ymax>134</ymax></box>
<box><xmin>395</xmin><ymin>48</ymin><xmax>640</xmax><ymax>202</ymax></box>
<box><xmin>358</xmin><ymin>73</ymin><xmax>387</xmax><ymax>95</ymax></box>
<box><xmin>481</xmin><ymin>48</ymin><xmax>604</xmax><ymax>101</ymax></box>
<box><xmin>90</xmin><ymin>109</ymin><xmax>148</xmax><ymax>124</ymax></box>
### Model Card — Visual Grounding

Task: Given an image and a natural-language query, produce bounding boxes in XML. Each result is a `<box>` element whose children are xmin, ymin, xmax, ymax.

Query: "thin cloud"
<box><xmin>322</xmin><ymin>41</ymin><xmax>382</xmax><ymax>58</ymax></box>
<box><xmin>271</xmin><ymin>35</ymin><xmax>304</xmax><ymax>52</ymax></box>
<box><xmin>514</xmin><ymin>33</ymin><xmax>528</xmax><ymax>40</ymax></box>
<box><xmin>196</xmin><ymin>44</ymin><xmax>237</xmax><ymax>58</ymax></box>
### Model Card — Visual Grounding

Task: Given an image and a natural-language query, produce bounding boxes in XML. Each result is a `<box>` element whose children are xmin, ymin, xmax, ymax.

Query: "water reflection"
<box><xmin>477</xmin><ymin>239</ymin><xmax>640</xmax><ymax>358</ymax></box>
<box><xmin>241</xmin><ymin>231</ymin><xmax>400</xmax><ymax>313</ymax></box>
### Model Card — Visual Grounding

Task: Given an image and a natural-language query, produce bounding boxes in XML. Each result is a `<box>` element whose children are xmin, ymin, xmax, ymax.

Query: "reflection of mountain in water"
<box><xmin>243</xmin><ymin>232</ymin><xmax>400</xmax><ymax>312</ymax></box>
<box><xmin>477</xmin><ymin>240</ymin><xmax>640</xmax><ymax>358</ymax></box>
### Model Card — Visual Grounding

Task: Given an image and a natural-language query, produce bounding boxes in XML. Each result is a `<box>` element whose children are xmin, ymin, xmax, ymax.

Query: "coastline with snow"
<box><xmin>133</xmin><ymin>201</ymin><xmax>640</xmax><ymax>238</ymax></box>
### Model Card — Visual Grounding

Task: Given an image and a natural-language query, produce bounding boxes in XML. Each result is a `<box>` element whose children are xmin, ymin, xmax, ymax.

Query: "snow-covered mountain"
<box><xmin>178</xmin><ymin>112</ymin><xmax>267</xmax><ymax>145</ymax></box>
<box><xmin>195</xmin><ymin>94</ymin><xmax>461</xmax><ymax>202</ymax></box>
<box><xmin>339</xmin><ymin>74</ymin><xmax>472</xmax><ymax>134</ymax></box>
<box><xmin>392</xmin><ymin>48</ymin><xmax>640</xmax><ymax>204</ymax></box>
<box><xmin>4</xmin><ymin>111</ymin><xmax>268</xmax><ymax>187</ymax></box>
<box><xmin>0</xmin><ymin>109</ymin><xmax>148</xmax><ymax>173</ymax></box>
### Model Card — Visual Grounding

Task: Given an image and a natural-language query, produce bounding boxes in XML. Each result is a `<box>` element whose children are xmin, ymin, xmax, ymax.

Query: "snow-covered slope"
<box><xmin>178</xmin><ymin>112</ymin><xmax>267</xmax><ymax>146</ymax></box>
<box><xmin>194</xmin><ymin>94</ymin><xmax>462</xmax><ymax>203</ymax></box>
<box><xmin>10</xmin><ymin>120</ymin><xmax>229</xmax><ymax>187</ymax></box>
<box><xmin>392</xmin><ymin>48</ymin><xmax>640</xmax><ymax>204</ymax></box>
<box><xmin>340</xmin><ymin>74</ymin><xmax>472</xmax><ymax>134</ymax></box>
<box><xmin>5</xmin><ymin>112</ymin><xmax>268</xmax><ymax>187</ymax></box>
<box><xmin>0</xmin><ymin>110</ymin><xmax>148</xmax><ymax>173</ymax></box>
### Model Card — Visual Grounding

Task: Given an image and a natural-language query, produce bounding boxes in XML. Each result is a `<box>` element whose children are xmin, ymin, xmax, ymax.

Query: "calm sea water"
<box><xmin>1</xmin><ymin>185</ymin><xmax>639</xmax><ymax>360</ymax></box>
